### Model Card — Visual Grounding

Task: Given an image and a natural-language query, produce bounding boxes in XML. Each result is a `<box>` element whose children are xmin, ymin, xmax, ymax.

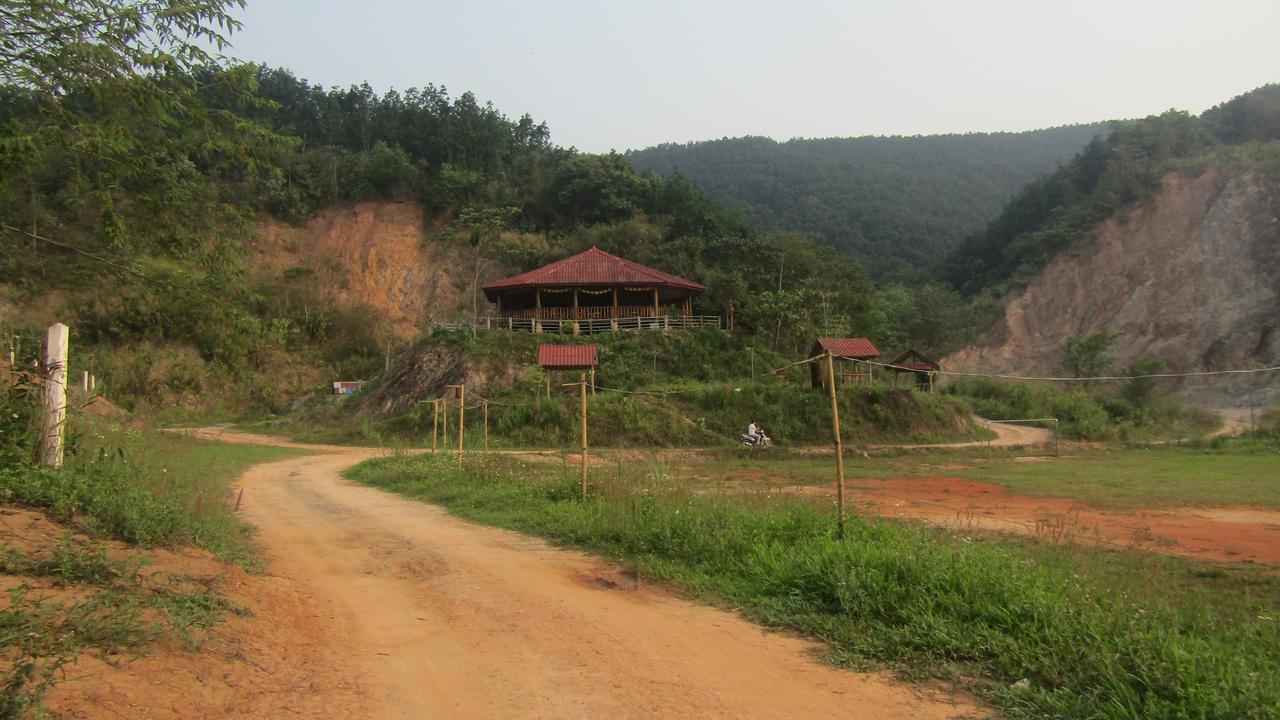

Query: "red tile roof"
<box><xmin>483</xmin><ymin>247</ymin><xmax>704</xmax><ymax>300</ymax></box>
<box><xmin>537</xmin><ymin>344</ymin><xmax>598</xmax><ymax>369</ymax></box>
<box><xmin>815</xmin><ymin>337</ymin><xmax>880</xmax><ymax>360</ymax></box>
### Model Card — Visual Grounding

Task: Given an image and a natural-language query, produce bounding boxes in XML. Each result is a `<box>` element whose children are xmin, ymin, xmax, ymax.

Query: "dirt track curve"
<box><xmin>124</xmin><ymin>428</ymin><xmax>982</xmax><ymax>719</ymax></box>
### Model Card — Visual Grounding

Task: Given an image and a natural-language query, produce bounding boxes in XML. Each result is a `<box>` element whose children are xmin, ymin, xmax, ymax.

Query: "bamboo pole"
<box><xmin>579</xmin><ymin>371</ymin><xmax>588</xmax><ymax>499</ymax></box>
<box><xmin>39</xmin><ymin>323</ymin><xmax>69</xmax><ymax>469</ymax></box>
<box><xmin>432</xmin><ymin>399</ymin><xmax>439</xmax><ymax>453</ymax></box>
<box><xmin>457</xmin><ymin>384</ymin><xmax>465</xmax><ymax>468</ymax></box>
<box><xmin>442</xmin><ymin>397</ymin><xmax>449</xmax><ymax>449</ymax></box>
<box><xmin>825</xmin><ymin>351</ymin><xmax>845</xmax><ymax>538</ymax></box>
<box><xmin>483</xmin><ymin>400</ymin><xmax>489</xmax><ymax>451</ymax></box>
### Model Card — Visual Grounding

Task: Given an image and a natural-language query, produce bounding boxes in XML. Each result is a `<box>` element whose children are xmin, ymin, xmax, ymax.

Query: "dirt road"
<box><xmin>57</xmin><ymin>428</ymin><xmax>979</xmax><ymax>719</ymax></box>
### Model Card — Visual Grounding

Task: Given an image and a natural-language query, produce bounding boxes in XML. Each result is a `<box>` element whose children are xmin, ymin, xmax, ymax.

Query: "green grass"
<box><xmin>1</xmin><ymin>421</ymin><xmax>306</xmax><ymax>566</ymax></box>
<box><xmin>0</xmin><ymin>420</ymin><xmax>296</xmax><ymax>715</ymax></box>
<box><xmin>688</xmin><ymin>439</ymin><xmax>1280</xmax><ymax>509</ymax></box>
<box><xmin>347</xmin><ymin>452</ymin><xmax>1280</xmax><ymax>720</ymax></box>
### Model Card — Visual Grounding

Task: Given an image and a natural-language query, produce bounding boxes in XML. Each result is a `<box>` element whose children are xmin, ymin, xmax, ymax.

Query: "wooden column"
<box><xmin>590</xmin><ymin>367</ymin><xmax>596</xmax><ymax>395</ymax></box>
<box><xmin>496</xmin><ymin>295</ymin><xmax>503</xmax><ymax>317</ymax></box>
<box><xmin>534</xmin><ymin>289</ymin><xmax>542</xmax><ymax>333</ymax></box>
<box><xmin>652</xmin><ymin>288</ymin><xmax>659</xmax><ymax>317</ymax></box>
<box><xmin>611</xmin><ymin>288</ymin><xmax>619</xmax><ymax>319</ymax></box>
<box><xmin>572</xmin><ymin>288</ymin><xmax>580</xmax><ymax>335</ymax></box>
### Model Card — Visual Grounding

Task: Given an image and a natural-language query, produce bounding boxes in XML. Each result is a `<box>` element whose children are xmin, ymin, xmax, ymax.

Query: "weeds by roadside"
<box><xmin>0</xmin><ymin>419</ymin><xmax>295</xmax><ymax>716</ymax></box>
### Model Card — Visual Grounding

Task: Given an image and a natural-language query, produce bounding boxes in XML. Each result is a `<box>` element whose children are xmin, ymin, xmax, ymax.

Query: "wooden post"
<box><xmin>39</xmin><ymin>323</ymin><xmax>69</xmax><ymax>470</ymax></box>
<box><xmin>432</xmin><ymin>399</ymin><xmax>439</xmax><ymax>453</ymax></box>
<box><xmin>535</xmin><ymin>289</ymin><xmax>543</xmax><ymax>334</ymax></box>
<box><xmin>825</xmin><ymin>351</ymin><xmax>846</xmax><ymax>538</ymax></box>
<box><xmin>612</xmin><ymin>287</ymin><xmax>619</xmax><ymax>319</ymax></box>
<box><xmin>483</xmin><ymin>400</ymin><xmax>489</xmax><ymax>451</ymax></box>
<box><xmin>590</xmin><ymin>367</ymin><xmax>596</xmax><ymax>396</ymax></box>
<box><xmin>651</xmin><ymin>288</ymin><xmax>659</xmax><ymax>318</ymax></box>
<box><xmin>457</xmin><ymin>385</ymin><xmax>465</xmax><ymax>468</ymax></box>
<box><xmin>442</xmin><ymin>398</ymin><xmax>449</xmax><ymax>449</ymax></box>
<box><xmin>81</xmin><ymin>370</ymin><xmax>88</xmax><ymax>395</ymax></box>
<box><xmin>89</xmin><ymin>374</ymin><xmax>95</xmax><ymax>393</ymax></box>
<box><xmin>579</xmin><ymin>372</ymin><xmax>588</xmax><ymax>499</ymax></box>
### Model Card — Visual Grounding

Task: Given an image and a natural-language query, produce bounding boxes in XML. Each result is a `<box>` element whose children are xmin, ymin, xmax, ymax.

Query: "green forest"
<box><xmin>946</xmin><ymin>84</ymin><xmax>1280</xmax><ymax>299</ymax></box>
<box><xmin>0</xmin><ymin>5</ymin><xmax>895</xmax><ymax>412</ymax></box>
<box><xmin>3</xmin><ymin>0</ymin><xmax>1279</xmax><ymax>417</ymax></box>
<box><xmin>627</xmin><ymin>126</ymin><xmax>1109</xmax><ymax>280</ymax></box>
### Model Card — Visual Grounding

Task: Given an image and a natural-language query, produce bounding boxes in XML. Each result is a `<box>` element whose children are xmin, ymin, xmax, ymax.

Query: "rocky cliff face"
<box><xmin>945</xmin><ymin>168</ymin><xmax>1280</xmax><ymax>407</ymax></box>
<box><xmin>252</xmin><ymin>202</ymin><xmax>505</xmax><ymax>337</ymax></box>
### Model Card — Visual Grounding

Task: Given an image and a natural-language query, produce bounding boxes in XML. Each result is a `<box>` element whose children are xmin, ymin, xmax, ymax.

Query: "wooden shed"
<box><xmin>537</xmin><ymin>343</ymin><xmax>598</xmax><ymax>397</ymax></box>
<box><xmin>809</xmin><ymin>337</ymin><xmax>881</xmax><ymax>390</ymax></box>
<box><xmin>886</xmin><ymin>350</ymin><xmax>941</xmax><ymax>392</ymax></box>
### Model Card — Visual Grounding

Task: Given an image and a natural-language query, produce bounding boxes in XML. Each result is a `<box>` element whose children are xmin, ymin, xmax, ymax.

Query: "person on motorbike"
<box><xmin>746</xmin><ymin>421</ymin><xmax>763</xmax><ymax>445</ymax></box>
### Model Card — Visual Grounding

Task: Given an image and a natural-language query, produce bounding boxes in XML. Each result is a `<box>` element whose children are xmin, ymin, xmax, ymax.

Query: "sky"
<box><xmin>220</xmin><ymin>0</ymin><xmax>1280</xmax><ymax>153</ymax></box>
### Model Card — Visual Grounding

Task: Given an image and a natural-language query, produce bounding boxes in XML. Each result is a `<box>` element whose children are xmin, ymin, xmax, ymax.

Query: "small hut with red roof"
<box><xmin>481</xmin><ymin>247</ymin><xmax>713</xmax><ymax>333</ymax></box>
<box><xmin>809</xmin><ymin>337</ymin><xmax>881</xmax><ymax>390</ymax></box>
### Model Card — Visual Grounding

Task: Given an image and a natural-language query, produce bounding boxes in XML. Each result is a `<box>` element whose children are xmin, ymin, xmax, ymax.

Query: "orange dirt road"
<box><xmin>99</xmin><ymin>429</ymin><xmax>981</xmax><ymax>719</ymax></box>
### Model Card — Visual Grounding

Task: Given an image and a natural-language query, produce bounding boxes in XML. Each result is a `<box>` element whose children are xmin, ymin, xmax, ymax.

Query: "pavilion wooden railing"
<box><xmin>505</xmin><ymin>306</ymin><xmax>668</xmax><ymax>321</ymax></box>
<box><xmin>433</xmin><ymin>314</ymin><xmax>722</xmax><ymax>334</ymax></box>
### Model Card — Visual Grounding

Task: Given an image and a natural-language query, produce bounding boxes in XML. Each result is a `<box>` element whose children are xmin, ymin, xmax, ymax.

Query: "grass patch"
<box><xmin>693</xmin><ymin>440</ymin><xmax>1280</xmax><ymax>509</ymax></box>
<box><xmin>1</xmin><ymin>421</ymin><xmax>306</xmax><ymax>567</ymax></box>
<box><xmin>1</xmin><ymin>419</ymin><xmax>299</xmax><ymax>713</ymax></box>
<box><xmin>347</xmin><ymin>452</ymin><xmax>1280</xmax><ymax>720</ymax></box>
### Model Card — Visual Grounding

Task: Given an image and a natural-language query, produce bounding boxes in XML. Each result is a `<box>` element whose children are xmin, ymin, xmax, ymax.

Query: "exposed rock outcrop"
<box><xmin>252</xmin><ymin>202</ymin><xmax>505</xmax><ymax>337</ymax></box>
<box><xmin>945</xmin><ymin>168</ymin><xmax>1280</xmax><ymax>406</ymax></box>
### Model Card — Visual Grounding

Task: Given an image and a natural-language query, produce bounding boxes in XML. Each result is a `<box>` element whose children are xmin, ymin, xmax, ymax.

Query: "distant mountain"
<box><xmin>947</xmin><ymin>84</ymin><xmax>1280</xmax><ymax>299</ymax></box>
<box><xmin>627</xmin><ymin>125</ymin><xmax>1109</xmax><ymax>280</ymax></box>
<box><xmin>944</xmin><ymin>84</ymin><xmax>1280</xmax><ymax>407</ymax></box>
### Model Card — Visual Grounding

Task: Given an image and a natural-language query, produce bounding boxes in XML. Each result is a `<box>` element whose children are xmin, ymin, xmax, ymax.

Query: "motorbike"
<box><xmin>739</xmin><ymin>431</ymin><xmax>773</xmax><ymax>447</ymax></box>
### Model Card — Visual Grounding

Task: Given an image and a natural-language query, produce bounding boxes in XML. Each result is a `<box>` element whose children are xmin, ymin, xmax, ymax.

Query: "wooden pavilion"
<box><xmin>478</xmin><ymin>247</ymin><xmax>716</xmax><ymax>333</ymax></box>
<box><xmin>537</xmin><ymin>343</ymin><xmax>598</xmax><ymax>397</ymax></box>
<box><xmin>887</xmin><ymin>350</ymin><xmax>941</xmax><ymax>392</ymax></box>
<box><xmin>809</xmin><ymin>337</ymin><xmax>881</xmax><ymax>389</ymax></box>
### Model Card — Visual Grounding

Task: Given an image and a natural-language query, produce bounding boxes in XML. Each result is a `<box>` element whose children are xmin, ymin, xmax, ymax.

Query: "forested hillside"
<box><xmin>0</xmin><ymin>15</ymin><xmax>894</xmax><ymax>413</ymax></box>
<box><xmin>946</xmin><ymin>84</ymin><xmax>1280</xmax><ymax>299</ymax></box>
<box><xmin>627</xmin><ymin>125</ymin><xmax>1108</xmax><ymax>280</ymax></box>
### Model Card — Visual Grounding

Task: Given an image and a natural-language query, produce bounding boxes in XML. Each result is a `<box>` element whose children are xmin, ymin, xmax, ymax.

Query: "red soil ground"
<box><xmin>736</xmin><ymin>473</ymin><xmax>1280</xmax><ymax>565</ymax></box>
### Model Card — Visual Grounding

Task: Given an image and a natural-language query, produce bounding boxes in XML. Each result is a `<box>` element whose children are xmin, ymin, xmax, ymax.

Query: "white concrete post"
<box><xmin>39</xmin><ymin>323</ymin><xmax>69</xmax><ymax>469</ymax></box>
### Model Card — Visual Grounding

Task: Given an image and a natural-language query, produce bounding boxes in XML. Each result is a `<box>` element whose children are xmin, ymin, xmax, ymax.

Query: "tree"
<box><xmin>447</xmin><ymin>206</ymin><xmax>521</xmax><ymax>320</ymax></box>
<box><xmin>1062</xmin><ymin>330</ymin><xmax>1118</xmax><ymax>379</ymax></box>
<box><xmin>0</xmin><ymin>0</ymin><xmax>244</xmax><ymax>94</ymax></box>
<box><xmin>1121</xmin><ymin>357</ymin><xmax>1165</xmax><ymax>411</ymax></box>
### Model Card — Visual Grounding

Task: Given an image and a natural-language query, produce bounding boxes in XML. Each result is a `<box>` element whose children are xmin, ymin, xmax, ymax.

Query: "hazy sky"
<box><xmin>221</xmin><ymin>0</ymin><xmax>1280</xmax><ymax>152</ymax></box>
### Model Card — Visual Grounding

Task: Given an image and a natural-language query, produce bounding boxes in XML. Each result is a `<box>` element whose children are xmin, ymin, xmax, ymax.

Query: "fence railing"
<box><xmin>506</xmin><ymin>306</ymin><xmax>668</xmax><ymax>321</ymax></box>
<box><xmin>434</xmin><ymin>315</ymin><xmax>722</xmax><ymax>334</ymax></box>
